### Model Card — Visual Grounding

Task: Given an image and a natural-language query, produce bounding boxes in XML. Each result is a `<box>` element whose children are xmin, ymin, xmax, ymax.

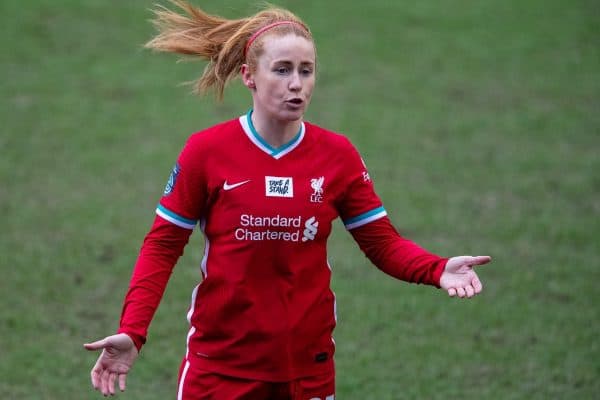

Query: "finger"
<box><xmin>90</xmin><ymin>359</ymin><xmax>103</xmax><ymax>390</ymax></box>
<box><xmin>101</xmin><ymin>369</ymin><xmax>110</xmax><ymax>396</ymax></box>
<box><xmin>91</xmin><ymin>367</ymin><xmax>101</xmax><ymax>390</ymax></box>
<box><xmin>119</xmin><ymin>373</ymin><xmax>127</xmax><ymax>392</ymax></box>
<box><xmin>465</xmin><ymin>285</ymin><xmax>475</xmax><ymax>298</ymax></box>
<box><xmin>108</xmin><ymin>372</ymin><xmax>117</xmax><ymax>396</ymax></box>
<box><xmin>472</xmin><ymin>275</ymin><xmax>483</xmax><ymax>293</ymax></box>
<box><xmin>448</xmin><ymin>288</ymin><xmax>457</xmax><ymax>297</ymax></box>
<box><xmin>84</xmin><ymin>338</ymin><xmax>108</xmax><ymax>351</ymax></box>
<box><xmin>456</xmin><ymin>287</ymin><xmax>466</xmax><ymax>298</ymax></box>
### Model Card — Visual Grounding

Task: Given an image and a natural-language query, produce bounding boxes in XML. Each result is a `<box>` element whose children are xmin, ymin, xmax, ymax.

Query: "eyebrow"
<box><xmin>271</xmin><ymin>60</ymin><xmax>315</xmax><ymax>66</ymax></box>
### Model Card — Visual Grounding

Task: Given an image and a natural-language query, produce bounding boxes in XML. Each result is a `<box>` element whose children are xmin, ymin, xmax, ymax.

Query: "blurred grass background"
<box><xmin>1</xmin><ymin>0</ymin><xmax>598</xmax><ymax>398</ymax></box>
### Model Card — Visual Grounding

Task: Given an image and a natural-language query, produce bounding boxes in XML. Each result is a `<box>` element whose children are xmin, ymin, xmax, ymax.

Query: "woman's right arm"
<box><xmin>84</xmin><ymin>132</ymin><xmax>207</xmax><ymax>395</ymax></box>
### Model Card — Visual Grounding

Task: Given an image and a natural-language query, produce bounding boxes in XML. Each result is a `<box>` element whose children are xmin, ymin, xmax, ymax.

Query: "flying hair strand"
<box><xmin>144</xmin><ymin>0</ymin><xmax>312</xmax><ymax>101</ymax></box>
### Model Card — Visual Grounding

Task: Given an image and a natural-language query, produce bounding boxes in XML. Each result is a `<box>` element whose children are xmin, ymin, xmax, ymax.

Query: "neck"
<box><xmin>250</xmin><ymin>108</ymin><xmax>302</xmax><ymax>148</ymax></box>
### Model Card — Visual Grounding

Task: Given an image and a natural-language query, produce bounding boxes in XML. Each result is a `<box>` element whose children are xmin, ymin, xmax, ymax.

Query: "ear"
<box><xmin>240</xmin><ymin>64</ymin><xmax>255</xmax><ymax>89</ymax></box>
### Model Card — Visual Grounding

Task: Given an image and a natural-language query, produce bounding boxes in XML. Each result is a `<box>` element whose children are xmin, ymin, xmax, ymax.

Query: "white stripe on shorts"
<box><xmin>177</xmin><ymin>360</ymin><xmax>190</xmax><ymax>400</ymax></box>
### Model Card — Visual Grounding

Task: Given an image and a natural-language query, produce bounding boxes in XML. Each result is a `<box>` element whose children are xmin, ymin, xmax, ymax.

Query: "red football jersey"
<box><xmin>119</xmin><ymin>111</ymin><xmax>446</xmax><ymax>381</ymax></box>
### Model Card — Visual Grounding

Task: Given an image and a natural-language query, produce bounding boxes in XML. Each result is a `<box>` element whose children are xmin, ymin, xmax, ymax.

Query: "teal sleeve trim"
<box><xmin>343</xmin><ymin>206</ymin><xmax>387</xmax><ymax>230</ymax></box>
<box><xmin>156</xmin><ymin>204</ymin><xmax>197</xmax><ymax>229</ymax></box>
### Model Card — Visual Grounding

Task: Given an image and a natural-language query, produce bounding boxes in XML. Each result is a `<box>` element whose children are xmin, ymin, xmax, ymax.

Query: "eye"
<box><xmin>301</xmin><ymin>67</ymin><xmax>313</xmax><ymax>76</ymax></box>
<box><xmin>275</xmin><ymin>66</ymin><xmax>289</xmax><ymax>75</ymax></box>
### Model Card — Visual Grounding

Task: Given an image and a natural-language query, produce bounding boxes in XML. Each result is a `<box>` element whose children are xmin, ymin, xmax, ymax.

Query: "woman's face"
<box><xmin>243</xmin><ymin>34</ymin><xmax>316</xmax><ymax>123</ymax></box>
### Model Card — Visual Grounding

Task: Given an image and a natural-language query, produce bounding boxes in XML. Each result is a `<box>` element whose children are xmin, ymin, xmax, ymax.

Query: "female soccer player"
<box><xmin>84</xmin><ymin>1</ymin><xmax>491</xmax><ymax>398</ymax></box>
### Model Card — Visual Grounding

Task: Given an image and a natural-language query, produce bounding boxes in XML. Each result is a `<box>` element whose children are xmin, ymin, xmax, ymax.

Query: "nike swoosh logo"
<box><xmin>223</xmin><ymin>180</ymin><xmax>251</xmax><ymax>191</ymax></box>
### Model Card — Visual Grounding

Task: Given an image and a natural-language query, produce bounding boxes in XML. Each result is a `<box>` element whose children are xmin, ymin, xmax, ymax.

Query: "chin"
<box><xmin>279</xmin><ymin>107</ymin><xmax>306</xmax><ymax>121</ymax></box>
<box><xmin>271</xmin><ymin>114</ymin><xmax>300</xmax><ymax>124</ymax></box>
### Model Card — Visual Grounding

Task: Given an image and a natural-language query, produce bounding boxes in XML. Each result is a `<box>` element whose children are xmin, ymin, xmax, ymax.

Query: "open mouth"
<box><xmin>287</xmin><ymin>98</ymin><xmax>303</xmax><ymax>105</ymax></box>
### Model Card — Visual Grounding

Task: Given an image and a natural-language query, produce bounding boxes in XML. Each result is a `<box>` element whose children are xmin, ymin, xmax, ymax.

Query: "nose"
<box><xmin>289</xmin><ymin>72</ymin><xmax>302</xmax><ymax>92</ymax></box>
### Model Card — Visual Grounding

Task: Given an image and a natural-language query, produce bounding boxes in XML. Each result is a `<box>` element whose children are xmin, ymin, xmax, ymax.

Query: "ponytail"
<box><xmin>145</xmin><ymin>0</ymin><xmax>312</xmax><ymax>100</ymax></box>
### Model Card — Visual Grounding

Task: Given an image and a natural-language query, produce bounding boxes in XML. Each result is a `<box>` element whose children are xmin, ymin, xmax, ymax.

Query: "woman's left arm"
<box><xmin>349</xmin><ymin>217</ymin><xmax>491</xmax><ymax>298</ymax></box>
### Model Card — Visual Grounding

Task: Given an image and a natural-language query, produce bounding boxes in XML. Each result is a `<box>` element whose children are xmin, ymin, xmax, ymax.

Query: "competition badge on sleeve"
<box><xmin>360</xmin><ymin>157</ymin><xmax>371</xmax><ymax>182</ymax></box>
<box><xmin>163</xmin><ymin>163</ymin><xmax>180</xmax><ymax>196</ymax></box>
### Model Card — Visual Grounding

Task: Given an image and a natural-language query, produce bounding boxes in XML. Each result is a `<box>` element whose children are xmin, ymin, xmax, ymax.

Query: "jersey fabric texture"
<box><xmin>118</xmin><ymin>111</ymin><xmax>447</xmax><ymax>382</ymax></box>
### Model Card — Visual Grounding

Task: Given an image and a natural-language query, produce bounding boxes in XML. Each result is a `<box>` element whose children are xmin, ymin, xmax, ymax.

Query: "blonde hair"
<box><xmin>145</xmin><ymin>0</ymin><xmax>313</xmax><ymax>100</ymax></box>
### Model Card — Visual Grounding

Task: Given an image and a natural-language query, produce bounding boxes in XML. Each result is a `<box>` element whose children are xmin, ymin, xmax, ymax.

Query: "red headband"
<box><xmin>244</xmin><ymin>21</ymin><xmax>308</xmax><ymax>58</ymax></box>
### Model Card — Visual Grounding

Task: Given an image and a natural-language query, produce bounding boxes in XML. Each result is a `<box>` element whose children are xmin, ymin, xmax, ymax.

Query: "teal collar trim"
<box><xmin>245</xmin><ymin>109</ymin><xmax>304</xmax><ymax>158</ymax></box>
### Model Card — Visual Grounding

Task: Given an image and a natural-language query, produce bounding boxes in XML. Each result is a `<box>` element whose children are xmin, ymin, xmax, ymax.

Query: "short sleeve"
<box><xmin>156</xmin><ymin>136</ymin><xmax>207</xmax><ymax>229</ymax></box>
<box><xmin>337</xmin><ymin>140</ymin><xmax>387</xmax><ymax>230</ymax></box>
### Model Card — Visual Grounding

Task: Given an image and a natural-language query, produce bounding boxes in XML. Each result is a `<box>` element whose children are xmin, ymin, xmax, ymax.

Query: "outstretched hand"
<box><xmin>84</xmin><ymin>333</ymin><xmax>138</xmax><ymax>396</ymax></box>
<box><xmin>440</xmin><ymin>255</ymin><xmax>492</xmax><ymax>298</ymax></box>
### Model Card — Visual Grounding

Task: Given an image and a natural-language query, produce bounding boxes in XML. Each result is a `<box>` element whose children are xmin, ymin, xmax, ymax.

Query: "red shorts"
<box><xmin>177</xmin><ymin>358</ymin><xmax>335</xmax><ymax>400</ymax></box>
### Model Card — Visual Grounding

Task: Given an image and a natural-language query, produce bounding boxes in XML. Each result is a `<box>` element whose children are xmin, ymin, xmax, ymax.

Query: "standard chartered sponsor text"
<box><xmin>236</xmin><ymin>214</ymin><xmax>315</xmax><ymax>242</ymax></box>
<box><xmin>235</xmin><ymin>228</ymin><xmax>301</xmax><ymax>241</ymax></box>
<box><xmin>240</xmin><ymin>214</ymin><xmax>301</xmax><ymax>228</ymax></box>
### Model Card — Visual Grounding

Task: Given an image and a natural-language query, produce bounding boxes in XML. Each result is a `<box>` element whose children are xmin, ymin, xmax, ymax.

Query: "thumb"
<box><xmin>469</xmin><ymin>255</ymin><xmax>492</xmax><ymax>266</ymax></box>
<box><xmin>83</xmin><ymin>338</ymin><xmax>108</xmax><ymax>351</ymax></box>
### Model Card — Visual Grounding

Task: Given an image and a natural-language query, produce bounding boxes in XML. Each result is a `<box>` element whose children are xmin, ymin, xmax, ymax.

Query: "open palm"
<box><xmin>84</xmin><ymin>333</ymin><xmax>139</xmax><ymax>396</ymax></box>
<box><xmin>440</xmin><ymin>255</ymin><xmax>491</xmax><ymax>298</ymax></box>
